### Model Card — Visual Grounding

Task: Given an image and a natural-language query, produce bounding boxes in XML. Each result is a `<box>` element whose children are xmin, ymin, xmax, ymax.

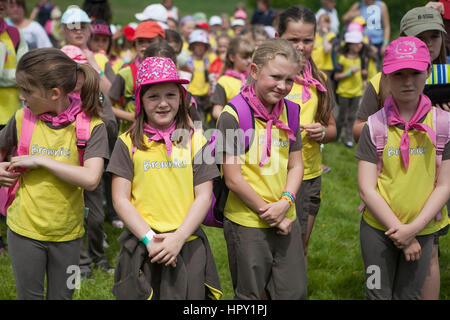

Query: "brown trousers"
<box><xmin>224</xmin><ymin>218</ymin><xmax>307</xmax><ymax>300</ymax></box>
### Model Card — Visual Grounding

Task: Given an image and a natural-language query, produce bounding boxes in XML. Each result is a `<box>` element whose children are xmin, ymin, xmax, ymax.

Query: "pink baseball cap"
<box><xmin>382</xmin><ymin>36</ymin><xmax>431</xmax><ymax>74</ymax></box>
<box><xmin>135</xmin><ymin>57</ymin><xmax>190</xmax><ymax>116</ymax></box>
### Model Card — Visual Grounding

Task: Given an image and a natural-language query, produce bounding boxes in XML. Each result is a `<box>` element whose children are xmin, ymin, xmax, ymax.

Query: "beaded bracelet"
<box><xmin>281</xmin><ymin>195</ymin><xmax>293</xmax><ymax>206</ymax></box>
<box><xmin>282</xmin><ymin>190</ymin><xmax>296</xmax><ymax>201</ymax></box>
<box><xmin>282</xmin><ymin>191</ymin><xmax>296</xmax><ymax>206</ymax></box>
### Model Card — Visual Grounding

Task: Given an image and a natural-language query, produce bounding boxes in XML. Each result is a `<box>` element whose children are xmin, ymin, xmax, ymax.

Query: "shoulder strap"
<box><xmin>128</xmin><ymin>62</ymin><xmax>138</xmax><ymax>90</ymax></box>
<box><xmin>1</xmin><ymin>108</ymin><xmax>38</xmax><ymax>214</ymax></box>
<box><xmin>75</xmin><ymin>112</ymin><xmax>91</xmax><ymax>166</ymax></box>
<box><xmin>6</xmin><ymin>25</ymin><xmax>20</xmax><ymax>52</ymax></box>
<box><xmin>433</xmin><ymin>107</ymin><xmax>450</xmax><ymax>178</ymax></box>
<box><xmin>432</xmin><ymin>107</ymin><xmax>450</xmax><ymax>222</ymax></box>
<box><xmin>367</xmin><ymin>107</ymin><xmax>388</xmax><ymax>176</ymax></box>
<box><xmin>228</xmin><ymin>93</ymin><xmax>255</xmax><ymax>153</ymax></box>
<box><xmin>283</xmin><ymin>99</ymin><xmax>300</xmax><ymax>148</ymax></box>
<box><xmin>18</xmin><ymin>108</ymin><xmax>38</xmax><ymax>156</ymax></box>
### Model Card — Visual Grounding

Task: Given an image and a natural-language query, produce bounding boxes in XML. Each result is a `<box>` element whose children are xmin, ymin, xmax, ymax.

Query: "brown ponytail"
<box><xmin>16</xmin><ymin>48</ymin><xmax>102</xmax><ymax>118</ymax></box>
<box><xmin>310</xmin><ymin>58</ymin><xmax>334</xmax><ymax>126</ymax></box>
<box><xmin>78</xmin><ymin>63</ymin><xmax>102</xmax><ymax>118</ymax></box>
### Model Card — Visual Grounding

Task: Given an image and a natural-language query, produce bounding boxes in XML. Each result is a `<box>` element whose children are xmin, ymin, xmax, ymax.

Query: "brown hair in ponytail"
<box><xmin>78</xmin><ymin>63</ymin><xmax>102</xmax><ymax>118</ymax></box>
<box><xmin>16</xmin><ymin>48</ymin><xmax>102</xmax><ymax>118</ymax></box>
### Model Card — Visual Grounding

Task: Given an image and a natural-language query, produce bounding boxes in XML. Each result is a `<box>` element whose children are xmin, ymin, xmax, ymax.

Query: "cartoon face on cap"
<box><xmin>383</xmin><ymin>36</ymin><xmax>430</xmax><ymax>74</ymax></box>
<box><xmin>395</xmin><ymin>40</ymin><xmax>418</xmax><ymax>58</ymax></box>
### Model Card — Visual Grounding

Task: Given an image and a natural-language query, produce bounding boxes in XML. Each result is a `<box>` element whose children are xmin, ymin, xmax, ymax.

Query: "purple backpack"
<box><xmin>202</xmin><ymin>93</ymin><xmax>300</xmax><ymax>228</ymax></box>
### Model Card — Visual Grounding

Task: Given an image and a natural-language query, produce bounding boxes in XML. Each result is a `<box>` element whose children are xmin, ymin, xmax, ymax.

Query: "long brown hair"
<box><xmin>278</xmin><ymin>5</ymin><xmax>334</xmax><ymax>126</ymax></box>
<box><xmin>16</xmin><ymin>48</ymin><xmax>102</xmax><ymax>118</ymax></box>
<box><xmin>128</xmin><ymin>83</ymin><xmax>192</xmax><ymax>151</ymax></box>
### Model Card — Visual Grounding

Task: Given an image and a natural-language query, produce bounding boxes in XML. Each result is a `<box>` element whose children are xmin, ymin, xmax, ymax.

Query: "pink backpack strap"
<box><xmin>367</xmin><ymin>108</ymin><xmax>388</xmax><ymax>176</ymax></box>
<box><xmin>433</xmin><ymin>107</ymin><xmax>450</xmax><ymax>177</ymax></box>
<box><xmin>358</xmin><ymin>108</ymin><xmax>388</xmax><ymax>212</ymax></box>
<box><xmin>432</xmin><ymin>107</ymin><xmax>450</xmax><ymax>221</ymax></box>
<box><xmin>18</xmin><ymin>108</ymin><xmax>38</xmax><ymax>156</ymax></box>
<box><xmin>0</xmin><ymin>108</ymin><xmax>37</xmax><ymax>216</ymax></box>
<box><xmin>75</xmin><ymin>111</ymin><xmax>91</xmax><ymax>166</ymax></box>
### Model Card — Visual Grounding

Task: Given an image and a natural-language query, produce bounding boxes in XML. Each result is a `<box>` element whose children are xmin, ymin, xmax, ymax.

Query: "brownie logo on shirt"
<box><xmin>258</xmin><ymin>135</ymin><xmax>289</xmax><ymax>148</ymax></box>
<box><xmin>285</xmin><ymin>93</ymin><xmax>302</xmax><ymax>101</ymax></box>
<box><xmin>143</xmin><ymin>159</ymin><xmax>187</xmax><ymax>171</ymax></box>
<box><xmin>387</xmin><ymin>145</ymin><xmax>426</xmax><ymax>158</ymax></box>
<box><xmin>30</xmin><ymin>144</ymin><xmax>71</xmax><ymax>157</ymax></box>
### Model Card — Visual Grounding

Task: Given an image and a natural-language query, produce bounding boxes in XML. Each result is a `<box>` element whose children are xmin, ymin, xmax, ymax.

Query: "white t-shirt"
<box><xmin>6</xmin><ymin>18</ymin><xmax>53</xmax><ymax>49</ymax></box>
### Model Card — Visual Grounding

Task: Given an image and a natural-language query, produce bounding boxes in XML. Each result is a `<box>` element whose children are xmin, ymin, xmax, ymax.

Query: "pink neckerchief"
<box><xmin>0</xmin><ymin>19</ymin><xmax>7</xmax><ymax>35</ymax></box>
<box><xmin>295</xmin><ymin>60</ymin><xmax>327</xmax><ymax>104</ymax></box>
<box><xmin>39</xmin><ymin>93</ymin><xmax>83</xmax><ymax>126</ymax></box>
<box><xmin>224</xmin><ymin>69</ymin><xmax>248</xmax><ymax>86</ymax></box>
<box><xmin>143</xmin><ymin>121</ymin><xmax>177</xmax><ymax>156</ymax></box>
<box><xmin>1</xmin><ymin>19</ymin><xmax>8</xmax><ymax>63</ymax></box>
<box><xmin>240</xmin><ymin>83</ymin><xmax>296</xmax><ymax>167</ymax></box>
<box><xmin>385</xmin><ymin>94</ymin><xmax>436</xmax><ymax>170</ymax></box>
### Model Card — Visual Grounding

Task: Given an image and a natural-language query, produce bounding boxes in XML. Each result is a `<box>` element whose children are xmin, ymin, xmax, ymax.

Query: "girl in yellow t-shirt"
<box><xmin>334</xmin><ymin>30</ymin><xmax>378</xmax><ymax>147</ymax></box>
<box><xmin>186</xmin><ymin>29</ymin><xmax>213</xmax><ymax>128</ymax></box>
<box><xmin>311</xmin><ymin>13</ymin><xmax>336</xmax><ymax>76</ymax></box>
<box><xmin>107</xmin><ymin>57</ymin><xmax>222</xmax><ymax>300</ymax></box>
<box><xmin>0</xmin><ymin>48</ymin><xmax>108</xmax><ymax>299</ymax></box>
<box><xmin>356</xmin><ymin>37</ymin><xmax>449</xmax><ymax>300</ymax></box>
<box><xmin>278</xmin><ymin>5</ymin><xmax>337</xmax><ymax>264</ymax></box>
<box><xmin>211</xmin><ymin>36</ymin><xmax>254</xmax><ymax>122</ymax></box>
<box><xmin>216</xmin><ymin>38</ymin><xmax>306</xmax><ymax>300</ymax></box>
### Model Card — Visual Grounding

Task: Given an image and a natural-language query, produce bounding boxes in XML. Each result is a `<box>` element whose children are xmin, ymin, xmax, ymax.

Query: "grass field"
<box><xmin>0</xmin><ymin>141</ymin><xmax>448</xmax><ymax>300</ymax></box>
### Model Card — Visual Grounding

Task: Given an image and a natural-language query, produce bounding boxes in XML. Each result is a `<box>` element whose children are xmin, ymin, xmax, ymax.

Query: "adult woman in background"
<box><xmin>7</xmin><ymin>0</ymin><xmax>52</xmax><ymax>49</ymax></box>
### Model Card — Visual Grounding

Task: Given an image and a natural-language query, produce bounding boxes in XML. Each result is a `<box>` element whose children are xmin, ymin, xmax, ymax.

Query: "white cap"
<box><xmin>61</xmin><ymin>5</ymin><xmax>91</xmax><ymax>25</ymax></box>
<box><xmin>135</xmin><ymin>4</ymin><xmax>168</xmax><ymax>23</ymax></box>
<box><xmin>344</xmin><ymin>31</ymin><xmax>364</xmax><ymax>44</ymax></box>
<box><xmin>231</xmin><ymin>19</ymin><xmax>245</xmax><ymax>27</ymax></box>
<box><xmin>209</xmin><ymin>15</ymin><xmax>222</xmax><ymax>26</ymax></box>
<box><xmin>264</xmin><ymin>26</ymin><xmax>276</xmax><ymax>38</ymax></box>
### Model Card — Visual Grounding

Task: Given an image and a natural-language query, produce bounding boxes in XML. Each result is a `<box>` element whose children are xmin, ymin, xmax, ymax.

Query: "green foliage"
<box><xmin>245</xmin><ymin>0</ymin><xmax>436</xmax><ymax>38</ymax></box>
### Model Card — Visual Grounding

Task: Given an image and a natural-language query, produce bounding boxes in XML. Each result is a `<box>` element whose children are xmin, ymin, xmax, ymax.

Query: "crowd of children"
<box><xmin>0</xmin><ymin>0</ymin><xmax>448</xmax><ymax>301</ymax></box>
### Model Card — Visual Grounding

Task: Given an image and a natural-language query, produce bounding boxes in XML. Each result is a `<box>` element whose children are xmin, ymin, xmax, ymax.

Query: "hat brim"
<box><xmin>403</xmin><ymin>22</ymin><xmax>447</xmax><ymax>36</ymax></box>
<box><xmin>383</xmin><ymin>60</ymin><xmax>429</xmax><ymax>74</ymax></box>
<box><xmin>132</xmin><ymin>32</ymin><xmax>164</xmax><ymax>41</ymax></box>
<box><xmin>135</xmin><ymin>13</ymin><xmax>148</xmax><ymax>21</ymax></box>
<box><xmin>62</xmin><ymin>18</ymin><xmax>91</xmax><ymax>25</ymax></box>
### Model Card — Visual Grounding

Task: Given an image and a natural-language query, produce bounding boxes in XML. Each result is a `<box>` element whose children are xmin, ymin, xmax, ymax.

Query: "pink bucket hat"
<box><xmin>383</xmin><ymin>36</ymin><xmax>431</xmax><ymax>74</ymax></box>
<box><xmin>135</xmin><ymin>57</ymin><xmax>190</xmax><ymax>116</ymax></box>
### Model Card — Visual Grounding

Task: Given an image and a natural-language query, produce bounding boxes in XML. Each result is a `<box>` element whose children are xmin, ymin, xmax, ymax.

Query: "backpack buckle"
<box><xmin>77</xmin><ymin>139</ymin><xmax>88</xmax><ymax>149</ymax></box>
